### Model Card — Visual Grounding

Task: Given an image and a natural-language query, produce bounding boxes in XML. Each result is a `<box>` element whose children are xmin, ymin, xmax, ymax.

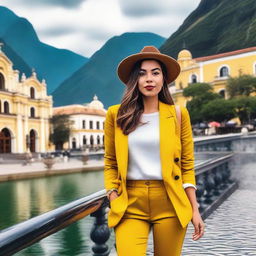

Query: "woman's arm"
<box><xmin>185</xmin><ymin>187</ymin><xmax>205</xmax><ymax>240</ymax></box>
<box><xmin>104</xmin><ymin>106</ymin><xmax>120</xmax><ymax>191</ymax></box>
<box><xmin>181</xmin><ymin>107</ymin><xmax>205</xmax><ymax>240</ymax></box>
<box><xmin>180</xmin><ymin>107</ymin><xmax>196</xmax><ymax>185</ymax></box>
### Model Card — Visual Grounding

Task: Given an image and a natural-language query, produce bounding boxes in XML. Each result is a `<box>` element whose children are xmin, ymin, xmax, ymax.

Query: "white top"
<box><xmin>127</xmin><ymin>111</ymin><xmax>162</xmax><ymax>180</ymax></box>
<box><xmin>127</xmin><ymin>111</ymin><xmax>196</xmax><ymax>190</ymax></box>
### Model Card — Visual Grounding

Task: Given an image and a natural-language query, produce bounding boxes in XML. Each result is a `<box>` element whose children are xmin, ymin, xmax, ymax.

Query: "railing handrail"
<box><xmin>0</xmin><ymin>152</ymin><xmax>235</xmax><ymax>255</ymax></box>
<box><xmin>195</xmin><ymin>152</ymin><xmax>233</xmax><ymax>175</ymax></box>
<box><xmin>194</xmin><ymin>133</ymin><xmax>241</xmax><ymax>144</ymax></box>
<box><xmin>0</xmin><ymin>189</ymin><xmax>107</xmax><ymax>256</ymax></box>
<box><xmin>194</xmin><ymin>131</ymin><xmax>256</xmax><ymax>144</ymax></box>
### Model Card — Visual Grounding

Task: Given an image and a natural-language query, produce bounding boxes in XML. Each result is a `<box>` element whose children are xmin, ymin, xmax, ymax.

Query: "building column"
<box><xmin>16</xmin><ymin>114</ymin><xmax>23</xmax><ymax>153</ymax></box>
<box><xmin>40</xmin><ymin>118</ymin><xmax>45</xmax><ymax>152</ymax></box>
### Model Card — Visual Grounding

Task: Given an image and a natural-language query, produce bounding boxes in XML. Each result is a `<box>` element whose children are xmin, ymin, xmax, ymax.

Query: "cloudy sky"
<box><xmin>1</xmin><ymin>0</ymin><xmax>201</xmax><ymax>57</ymax></box>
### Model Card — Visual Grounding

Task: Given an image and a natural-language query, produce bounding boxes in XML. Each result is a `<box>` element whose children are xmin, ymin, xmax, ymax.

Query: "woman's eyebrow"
<box><xmin>140</xmin><ymin>68</ymin><xmax>161</xmax><ymax>72</ymax></box>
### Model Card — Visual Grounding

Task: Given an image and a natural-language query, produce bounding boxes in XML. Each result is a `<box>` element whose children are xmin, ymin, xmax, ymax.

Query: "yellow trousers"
<box><xmin>113</xmin><ymin>180</ymin><xmax>187</xmax><ymax>256</ymax></box>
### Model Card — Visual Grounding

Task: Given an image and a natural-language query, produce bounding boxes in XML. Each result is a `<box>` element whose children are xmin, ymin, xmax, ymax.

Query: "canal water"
<box><xmin>0</xmin><ymin>170</ymin><xmax>115</xmax><ymax>255</ymax></box>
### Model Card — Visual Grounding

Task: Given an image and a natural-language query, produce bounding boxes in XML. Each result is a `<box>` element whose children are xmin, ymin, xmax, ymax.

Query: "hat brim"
<box><xmin>117</xmin><ymin>52</ymin><xmax>180</xmax><ymax>85</ymax></box>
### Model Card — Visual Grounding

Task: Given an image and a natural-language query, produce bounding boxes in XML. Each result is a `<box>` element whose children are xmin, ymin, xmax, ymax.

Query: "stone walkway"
<box><xmin>0</xmin><ymin>158</ymin><xmax>103</xmax><ymax>181</ymax></box>
<box><xmin>110</xmin><ymin>162</ymin><xmax>256</xmax><ymax>255</ymax></box>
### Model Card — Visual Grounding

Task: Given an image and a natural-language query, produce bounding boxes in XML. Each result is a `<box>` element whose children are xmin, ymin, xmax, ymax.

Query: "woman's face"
<box><xmin>137</xmin><ymin>60</ymin><xmax>164</xmax><ymax>98</ymax></box>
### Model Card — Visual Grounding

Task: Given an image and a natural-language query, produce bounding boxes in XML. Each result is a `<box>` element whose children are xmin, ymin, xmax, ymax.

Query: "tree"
<box><xmin>226</xmin><ymin>75</ymin><xmax>256</xmax><ymax>98</ymax></box>
<box><xmin>183</xmin><ymin>83</ymin><xmax>221</xmax><ymax>123</ymax></box>
<box><xmin>230</xmin><ymin>96</ymin><xmax>256</xmax><ymax>124</ymax></box>
<box><xmin>50</xmin><ymin>115</ymin><xmax>73</xmax><ymax>150</ymax></box>
<box><xmin>201</xmin><ymin>98</ymin><xmax>235</xmax><ymax>123</ymax></box>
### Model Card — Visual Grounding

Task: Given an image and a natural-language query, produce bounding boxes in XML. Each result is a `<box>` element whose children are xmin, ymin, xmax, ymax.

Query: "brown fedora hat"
<box><xmin>117</xmin><ymin>46</ymin><xmax>180</xmax><ymax>85</ymax></box>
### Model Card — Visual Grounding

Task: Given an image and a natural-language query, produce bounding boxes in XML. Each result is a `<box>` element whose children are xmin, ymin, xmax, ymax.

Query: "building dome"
<box><xmin>178</xmin><ymin>49</ymin><xmax>192</xmax><ymax>60</ymax></box>
<box><xmin>88</xmin><ymin>95</ymin><xmax>104</xmax><ymax>109</ymax></box>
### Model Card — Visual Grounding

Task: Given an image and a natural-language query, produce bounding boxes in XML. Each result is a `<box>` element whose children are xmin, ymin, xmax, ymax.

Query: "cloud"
<box><xmin>118</xmin><ymin>0</ymin><xmax>200</xmax><ymax>17</ymax></box>
<box><xmin>2</xmin><ymin>0</ymin><xmax>86</xmax><ymax>9</ymax></box>
<box><xmin>1</xmin><ymin>0</ymin><xmax>201</xmax><ymax>57</ymax></box>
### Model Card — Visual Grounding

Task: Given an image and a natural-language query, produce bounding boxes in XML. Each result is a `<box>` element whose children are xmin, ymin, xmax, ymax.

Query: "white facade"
<box><xmin>53</xmin><ymin>95</ymin><xmax>106</xmax><ymax>150</ymax></box>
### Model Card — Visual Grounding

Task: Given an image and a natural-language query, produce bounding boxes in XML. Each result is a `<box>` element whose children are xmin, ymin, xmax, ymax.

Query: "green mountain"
<box><xmin>0</xmin><ymin>6</ymin><xmax>88</xmax><ymax>93</ymax></box>
<box><xmin>160</xmin><ymin>0</ymin><xmax>256</xmax><ymax>58</ymax></box>
<box><xmin>0</xmin><ymin>39</ymin><xmax>31</xmax><ymax>76</ymax></box>
<box><xmin>52</xmin><ymin>32</ymin><xmax>166</xmax><ymax>108</ymax></box>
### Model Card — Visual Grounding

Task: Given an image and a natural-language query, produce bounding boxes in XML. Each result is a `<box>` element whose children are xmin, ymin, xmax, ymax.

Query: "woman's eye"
<box><xmin>139</xmin><ymin>71</ymin><xmax>145</xmax><ymax>76</ymax></box>
<box><xmin>153</xmin><ymin>72</ymin><xmax>160</xmax><ymax>76</ymax></box>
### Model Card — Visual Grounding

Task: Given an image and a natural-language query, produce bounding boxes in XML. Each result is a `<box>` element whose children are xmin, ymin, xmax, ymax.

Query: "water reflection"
<box><xmin>0</xmin><ymin>170</ymin><xmax>104</xmax><ymax>255</ymax></box>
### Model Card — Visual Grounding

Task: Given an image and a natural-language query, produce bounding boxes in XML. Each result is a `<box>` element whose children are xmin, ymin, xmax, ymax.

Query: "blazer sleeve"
<box><xmin>180</xmin><ymin>107</ymin><xmax>196</xmax><ymax>186</ymax></box>
<box><xmin>104</xmin><ymin>106</ymin><xmax>120</xmax><ymax>190</ymax></box>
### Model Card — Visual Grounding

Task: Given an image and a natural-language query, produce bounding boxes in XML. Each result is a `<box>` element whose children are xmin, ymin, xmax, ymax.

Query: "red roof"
<box><xmin>53</xmin><ymin>105</ymin><xmax>106</xmax><ymax>116</ymax></box>
<box><xmin>194</xmin><ymin>46</ymin><xmax>256</xmax><ymax>62</ymax></box>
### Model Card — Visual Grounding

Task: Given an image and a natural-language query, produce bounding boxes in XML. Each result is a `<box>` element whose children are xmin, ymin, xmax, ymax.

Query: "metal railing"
<box><xmin>0</xmin><ymin>190</ymin><xmax>110</xmax><ymax>256</ymax></box>
<box><xmin>0</xmin><ymin>152</ymin><xmax>237</xmax><ymax>255</ymax></box>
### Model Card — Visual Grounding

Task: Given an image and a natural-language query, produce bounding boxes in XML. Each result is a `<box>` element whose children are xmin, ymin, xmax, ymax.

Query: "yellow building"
<box><xmin>171</xmin><ymin>46</ymin><xmax>256</xmax><ymax>106</ymax></box>
<box><xmin>0</xmin><ymin>43</ymin><xmax>53</xmax><ymax>153</ymax></box>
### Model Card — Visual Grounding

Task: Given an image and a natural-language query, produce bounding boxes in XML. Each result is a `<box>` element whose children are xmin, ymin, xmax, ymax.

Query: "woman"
<box><xmin>104</xmin><ymin>46</ymin><xmax>204</xmax><ymax>256</ymax></box>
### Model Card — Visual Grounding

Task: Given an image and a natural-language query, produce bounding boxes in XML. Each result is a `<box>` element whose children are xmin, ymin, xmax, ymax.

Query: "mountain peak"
<box><xmin>160</xmin><ymin>0</ymin><xmax>256</xmax><ymax>58</ymax></box>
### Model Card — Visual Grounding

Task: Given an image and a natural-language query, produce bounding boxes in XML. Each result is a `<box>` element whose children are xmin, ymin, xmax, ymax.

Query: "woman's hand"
<box><xmin>109</xmin><ymin>191</ymin><xmax>119</xmax><ymax>202</ymax></box>
<box><xmin>191</xmin><ymin>210</ymin><xmax>205</xmax><ymax>240</ymax></box>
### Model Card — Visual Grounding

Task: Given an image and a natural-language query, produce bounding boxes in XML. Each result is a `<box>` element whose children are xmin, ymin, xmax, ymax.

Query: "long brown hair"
<box><xmin>117</xmin><ymin>59</ymin><xmax>174</xmax><ymax>135</ymax></box>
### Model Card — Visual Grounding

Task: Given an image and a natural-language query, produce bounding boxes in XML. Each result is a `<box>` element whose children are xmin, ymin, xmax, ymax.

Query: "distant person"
<box><xmin>104</xmin><ymin>46</ymin><xmax>204</xmax><ymax>255</ymax></box>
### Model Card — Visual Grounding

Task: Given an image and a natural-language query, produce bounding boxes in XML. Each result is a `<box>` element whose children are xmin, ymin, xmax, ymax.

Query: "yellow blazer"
<box><xmin>104</xmin><ymin>101</ymin><xmax>196</xmax><ymax>228</ymax></box>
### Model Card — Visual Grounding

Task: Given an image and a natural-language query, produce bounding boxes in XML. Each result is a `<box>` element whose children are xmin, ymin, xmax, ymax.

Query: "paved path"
<box><xmin>0</xmin><ymin>158</ymin><xmax>104</xmax><ymax>181</ymax></box>
<box><xmin>110</xmin><ymin>162</ymin><xmax>256</xmax><ymax>255</ymax></box>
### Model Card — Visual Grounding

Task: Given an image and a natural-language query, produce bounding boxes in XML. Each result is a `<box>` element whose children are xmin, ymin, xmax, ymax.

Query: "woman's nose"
<box><xmin>146</xmin><ymin>73</ymin><xmax>153</xmax><ymax>81</ymax></box>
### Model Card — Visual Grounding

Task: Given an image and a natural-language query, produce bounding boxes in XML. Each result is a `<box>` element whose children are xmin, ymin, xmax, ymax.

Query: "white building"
<box><xmin>53</xmin><ymin>95</ymin><xmax>106</xmax><ymax>150</ymax></box>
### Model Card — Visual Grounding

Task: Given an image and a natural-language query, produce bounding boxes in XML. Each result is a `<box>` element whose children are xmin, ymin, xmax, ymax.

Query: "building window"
<box><xmin>219</xmin><ymin>66</ymin><xmax>229</xmax><ymax>77</ymax></box>
<box><xmin>0</xmin><ymin>73</ymin><xmax>5</xmax><ymax>90</ymax></box>
<box><xmin>97</xmin><ymin>135</ymin><xmax>100</xmax><ymax>145</ymax></box>
<box><xmin>191</xmin><ymin>74</ymin><xmax>197</xmax><ymax>83</ymax></box>
<box><xmin>103</xmin><ymin>122</ymin><xmax>105</xmax><ymax>129</ymax></box>
<box><xmin>83</xmin><ymin>135</ymin><xmax>87</xmax><ymax>145</ymax></box>
<box><xmin>90</xmin><ymin>120</ymin><xmax>93</xmax><ymax>129</ymax></box>
<box><xmin>82</xmin><ymin>120</ymin><xmax>86</xmax><ymax>129</ymax></box>
<box><xmin>30</xmin><ymin>87</ymin><xmax>35</xmax><ymax>99</ymax></box>
<box><xmin>72</xmin><ymin>138</ymin><xmax>76</xmax><ymax>149</ymax></box>
<box><xmin>30</xmin><ymin>107</ymin><xmax>35</xmax><ymax>117</ymax></box>
<box><xmin>4</xmin><ymin>101</ymin><xmax>9</xmax><ymax>114</ymax></box>
<box><xmin>96</xmin><ymin>121</ymin><xmax>100</xmax><ymax>129</ymax></box>
<box><xmin>219</xmin><ymin>89</ymin><xmax>225</xmax><ymax>98</ymax></box>
<box><xmin>90</xmin><ymin>135</ymin><xmax>94</xmax><ymax>145</ymax></box>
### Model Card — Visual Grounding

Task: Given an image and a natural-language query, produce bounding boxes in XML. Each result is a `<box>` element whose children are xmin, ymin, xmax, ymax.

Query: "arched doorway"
<box><xmin>0</xmin><ymin>128</ymin><xmax>11</xmax><ymax>153</ymax></box>
<box><xmin>29</xmin><ymin>130</ymin><xmax>36</xmax><ymax>153</ymax></box>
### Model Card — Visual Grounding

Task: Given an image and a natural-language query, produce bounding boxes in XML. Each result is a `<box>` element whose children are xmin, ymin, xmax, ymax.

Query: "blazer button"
<box><xmin>174</xmin><ymin>175</ymin><xmax>180</xmax><ymax>180</ymax></box>
<box><xmin>174</xmin><ymin>157</ymin><xmax>179</xmax><ymax>162</ymax></box>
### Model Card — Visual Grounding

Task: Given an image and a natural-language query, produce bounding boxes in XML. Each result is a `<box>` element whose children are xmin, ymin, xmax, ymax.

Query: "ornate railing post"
<box><xmin>90</xmin><ymin>199</ymin><xmax>111</xmax><ymax>256</ymax></box>
<box><xmin>196</xmin><ymin>174</ymin><xmax>207</xmax><ymax>211</ymax></box>
<box><xmin>213</xmin><ymin>166</ymin><xmax>223</xmax><ymax>196</ymax></box>
<box><xmin>204</xmin><ymin>170</ymin><xmax>215</xmax><ymax>204</ymax></box>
